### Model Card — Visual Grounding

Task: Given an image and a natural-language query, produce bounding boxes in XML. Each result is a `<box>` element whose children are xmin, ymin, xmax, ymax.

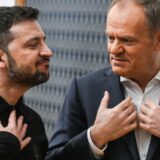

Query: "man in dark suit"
<box><xmin>46</xmin><ymin>0</ymin><xmax>160</xmax><ymax>160</ymax></box>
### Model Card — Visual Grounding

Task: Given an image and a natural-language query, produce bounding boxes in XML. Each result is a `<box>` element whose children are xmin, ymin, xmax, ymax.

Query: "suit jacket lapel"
<box><xmin>146</xmin><ymin>135</ymin><xmax>160</xmax><ymax>160</ymax></box>
<box><xmin>102</xmin><ymin>69</ymin><xmax>140</xmax><ymax>160</ymax></box>
<box><xmin>104</xmin><ymin>71</ymin><xmax>125</xmax><ymax>108</ymax></box>
<box><xmin>123</xmin><ymin>131</ymin><xmax>140</xmax><ymax>160</ymax></box>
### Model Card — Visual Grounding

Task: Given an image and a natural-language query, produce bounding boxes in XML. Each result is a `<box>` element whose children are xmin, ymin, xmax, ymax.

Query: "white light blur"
<box><xmin>0</xmin><ymin>0</ymin><xmax>16</xmax><ymax>6</ymax></box>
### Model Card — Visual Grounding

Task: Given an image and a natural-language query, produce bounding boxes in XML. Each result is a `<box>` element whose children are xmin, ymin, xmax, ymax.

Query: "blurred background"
<box><xmin>1</xmin><ymin>0</ymin><xmax>111</xmax><ymax>139</ymax></box>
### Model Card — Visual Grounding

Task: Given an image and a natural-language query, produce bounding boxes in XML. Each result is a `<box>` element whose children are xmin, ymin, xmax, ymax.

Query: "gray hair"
<box><xmin>108</xmin><ymin>0</ymin><xmax>160</xmax><ymax>33</ymax></box>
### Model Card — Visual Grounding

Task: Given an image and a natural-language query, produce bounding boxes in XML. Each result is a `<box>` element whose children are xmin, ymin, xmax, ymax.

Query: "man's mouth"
<box><xmin>111</xmin><ymin>56</ymin><xmax>128</xmax><ymax>65</ymax></box>
<box><xmin>36</xmin><ymin>58</ymin><xmax>50</xmax><ymax>66</ymax></box>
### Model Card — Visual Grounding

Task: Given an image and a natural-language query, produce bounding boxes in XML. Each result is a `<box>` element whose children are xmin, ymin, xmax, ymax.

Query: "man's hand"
<box><xmin>0</xmin><ymin>110</ymin><xmax>31</xmax><ymax>150</ymax></box>
<box><xmin>139</xmin><ymin>99</ymin><xmax>160</xmax><ymax>137</ymax></box>
<box><xmin>90</xmin><ymin>91</ymin><xmax>137</xmax><ymax>149</ymax></box>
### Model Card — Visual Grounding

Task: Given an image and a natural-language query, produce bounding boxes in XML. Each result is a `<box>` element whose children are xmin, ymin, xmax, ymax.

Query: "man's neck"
<box><xmin>0</xmin><ymin>88</ymin><xmax>23</xmax><ymax>105</ymax></box>
<box><xmin>121</xmin><ymin>70</ymin><xmax>160</xmax><ymax>92</ymax></box>
<box><xmin>0</xmin><ymin>70</ymin><xmax>30</xmax><ymax>105</ymax></box>
<box><xmin>131</xmin><ymin>72</ymin><xmax>159</xmax><ymax>92</ymax></box>
<box><xmin>0</xmin><ymin>81</ymin><xmax>28</xmax><ymax>105</ymax></box>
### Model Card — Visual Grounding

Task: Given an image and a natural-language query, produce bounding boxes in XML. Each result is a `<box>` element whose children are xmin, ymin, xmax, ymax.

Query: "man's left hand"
<box><xmin>139</xmin><ymin>99</ymin><xmax>160</xmax><ymax>137</ymax></box>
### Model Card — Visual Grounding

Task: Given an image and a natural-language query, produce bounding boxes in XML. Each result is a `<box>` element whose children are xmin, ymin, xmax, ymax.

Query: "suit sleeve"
<box><xmin>0</xmin><ymin>131</ymin><xmax>20</xmax><ymax>160</ymax></box>
<box><xmin>45</xmin><ymin>79</ymin><xmax>97</xmax><ymax>160</ymax></box>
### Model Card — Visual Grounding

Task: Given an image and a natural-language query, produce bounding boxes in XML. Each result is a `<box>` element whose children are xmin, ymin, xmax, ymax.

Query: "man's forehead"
<box><xmin>9</xmin><ymin>20</ymin><xmax>45</xmax><ymax>40</ymax></box>
<box><xmin>10</xmin><ymin>20</ymin><xmax>41</xmax><ymax>32</ymax></box>
<box><xmin>106</xmin><ymin>1</ymin><xmax>146</xmax><ymax>29</ymax></box>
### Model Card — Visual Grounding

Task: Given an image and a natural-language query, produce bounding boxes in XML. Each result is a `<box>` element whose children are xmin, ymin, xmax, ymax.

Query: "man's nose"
<box><xmin>40</xmin><ymin>44</ymin><xmax>53</xmax><ymax>57</ymax></box>
<box><xmin>108</xmin><ymin>39</ymin><xmax>123</xmax><ymax>55</ymax></box>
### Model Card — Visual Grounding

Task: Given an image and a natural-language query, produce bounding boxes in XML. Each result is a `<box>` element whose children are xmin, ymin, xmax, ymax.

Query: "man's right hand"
<box><xmin>90</xmin><ymin>91</ymin><xmax>137</xmax><ymax>149</ymax></box>
<box><xmin>0</xmin><ymin>110</ymin><xmax>31</xmax><ymax>150</ymax></box>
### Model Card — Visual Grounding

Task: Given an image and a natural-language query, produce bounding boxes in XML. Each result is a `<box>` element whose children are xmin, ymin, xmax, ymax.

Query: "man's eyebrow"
<box><xmin>105</xmin><ymin>30</ymin><xmax>113</xmax><ymax>36</ymax></box>
<box><xmin>25</xmin><ymin>36</ymin><xmax>46</xmax><ymax>43</ymax></box>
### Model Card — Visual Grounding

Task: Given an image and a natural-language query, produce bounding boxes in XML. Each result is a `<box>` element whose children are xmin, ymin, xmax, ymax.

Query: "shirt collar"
<box><xmin>155</xmin><ymin>70</ymin><xmax>160</xmax><ymax>80</ymax></box>
<box><xmin>120</xmin><ymin>70</ymin><xmax>160</xmax><ymax>83</ymax></box>
<box><xmin>0</xmin><ymin>96</ymin><xmax>23</xmax><ymax>113</ymax></box>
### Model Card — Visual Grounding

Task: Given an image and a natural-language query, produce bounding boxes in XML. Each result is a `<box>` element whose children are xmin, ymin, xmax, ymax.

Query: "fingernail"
<box><xmin>20</xmin><ymin>116</ymin><xmax>24</xmax><ymax>120</ymax></box>
<box><xmin>12</xmin><ymin>110</ymin><xmax>16</xmax><ymax>114</ymax></box>
<box><xmin>104</xmin><ymin>91</ymin><xmax>108</xmax><ymax>95</ymax></box>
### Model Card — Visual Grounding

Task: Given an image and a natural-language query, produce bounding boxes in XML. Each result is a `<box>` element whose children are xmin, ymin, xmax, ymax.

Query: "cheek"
<box><xmin>130</xmin><ymin>54</ymin><xmax>148</xmax><ymax>69</ymax></box>
<box><xmin>23</xmin><ymin>54</ymin><xmax>37</xmax><ymax>63</ymax></box>
<box><xmin>17</xmin><ymin>58</ymin><xmax>36</xmax><ymax>70</ymax></box>
<box><xmin>107</xmin><ymin>40</ymin><xmax>112</xmax><ymax>51</ymax></box>
<box><xmin>128</xmin><ymin>56</ymin><xmax>140</xmax><ymax>69</ymax></box>
<box><xmin>125</xmin><ymin>47</ymin><xmax>140</xmax><ymax>60</ymax></box>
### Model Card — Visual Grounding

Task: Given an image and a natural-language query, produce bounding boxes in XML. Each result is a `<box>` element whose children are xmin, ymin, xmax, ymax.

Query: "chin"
<box><xmin>112</xmin><ymin>68</ymin><xmax>129</xmax><ymax>77</ymax></box>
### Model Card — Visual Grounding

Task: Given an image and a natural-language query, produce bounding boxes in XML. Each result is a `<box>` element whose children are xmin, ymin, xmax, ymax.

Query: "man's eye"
<box><xmin>28</xmin><ymin>44</ymin><xmax>39</xmax><ymax>49</ymax></box>
<box><xmin>124</xmin><ymin>39</ymin><xmax>131</xmax><ymax>43</ymax></box>
<box><xmin>123</xmin><ymin>39</ymin><xmax>134</xmax><ymax>45</ymax></box>
<box><xmin>108</xmin><ymin>36</ymin><xmax>115</xmax><ymax>43</ymax></box>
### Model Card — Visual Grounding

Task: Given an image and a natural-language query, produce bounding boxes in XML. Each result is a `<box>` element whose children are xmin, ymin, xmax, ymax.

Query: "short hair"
<box><xmin>0</xmin><ymin>6</ymin><xmax>39</xmax><ymax>52</ymax></box>
<box><xmin>108</xmin><ymin>0</ymin><xmax>160</xmax><ymax>33</ymax></box>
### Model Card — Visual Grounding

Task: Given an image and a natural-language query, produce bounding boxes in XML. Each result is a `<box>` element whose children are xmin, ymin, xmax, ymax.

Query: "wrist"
<box><xmin>90</xmin><ymin>125</ymin><xmax>108</xmax><ymax>149</ymax></box>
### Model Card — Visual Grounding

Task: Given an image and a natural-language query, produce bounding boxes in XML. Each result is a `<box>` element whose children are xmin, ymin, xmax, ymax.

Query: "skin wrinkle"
<box><xmin>4</xmin><ymin>20</ymin><xmax>52</xmax><ymax>87</ymax></box>
<box><xmin>106</xmin><ymin>1</ymin><xmax>160</xmax><ymax>90</ymax></box>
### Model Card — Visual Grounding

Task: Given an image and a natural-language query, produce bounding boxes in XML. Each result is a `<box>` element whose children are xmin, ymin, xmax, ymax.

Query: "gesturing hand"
<box><xmin>139</xmin><ymin>99</ymin><xmax>160</xmax><ymax>137</ymax></box>
<box><xmin>0</xmin><ymin>110</ymin><xmax>31</xmax><ymax>150</ymax></box>
<box><xmin>90</xmin><ymin>91</ymin><xmax>137</xmax><ymax>149</ymax></box>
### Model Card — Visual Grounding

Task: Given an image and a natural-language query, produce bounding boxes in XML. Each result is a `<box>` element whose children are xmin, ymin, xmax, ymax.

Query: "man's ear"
<box><xmin>0</xmin><ymin>49</ymin><xmax>7</xmax><ymax>68</ymax></box>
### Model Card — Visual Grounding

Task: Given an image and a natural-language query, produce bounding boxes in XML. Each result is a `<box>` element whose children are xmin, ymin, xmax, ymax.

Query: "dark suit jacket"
<box><xmin>46</xmin><ymin>67</ymin><xmax>160</xmax><ymax>160</ymax></box>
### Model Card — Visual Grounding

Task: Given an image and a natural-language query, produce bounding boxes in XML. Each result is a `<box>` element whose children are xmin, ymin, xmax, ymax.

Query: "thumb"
<box><xmin>98</xmin><ymin>91</ymin><xmax>110</xmax><ymax>112</ymax></box>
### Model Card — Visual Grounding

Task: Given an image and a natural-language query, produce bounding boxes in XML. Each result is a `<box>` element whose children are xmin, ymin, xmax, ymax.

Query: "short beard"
<box><xmin>7</xmin><ymin>52</ymin><xmax>49</xmax><ymax>87</ymax></box>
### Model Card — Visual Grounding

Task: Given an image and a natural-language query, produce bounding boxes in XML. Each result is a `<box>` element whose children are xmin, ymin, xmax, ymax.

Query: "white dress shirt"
<box><xmin>87</xmin><ymin>71</ymin><xmax>160</xmax><ymax>160</ymax></box>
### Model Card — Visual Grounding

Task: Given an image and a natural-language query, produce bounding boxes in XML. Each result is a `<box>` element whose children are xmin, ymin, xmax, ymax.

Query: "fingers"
<box><xmin>123</xmin><ymin>110</ymin><xmax>137</xmax><ymax>125</ymax></box>
<box><xmin>115</xmin><ymin>99</ymin><xmax>136</xmax><ymax>125</ymax></box>
<box><xmin>0</xmin><ymin>121</ymin><xmax>4</xmax><ymax>129</ymax></box>
<box><xmin>98</xmin><ymin>92</ymin><xmax>132</xmax><ymax>114</ymax></box>
<box><xmin>125</xmin><ymin>120</ymin><xmax>137</xmax><ymax>132</ymax></box>
<box><xmin>118</xmin><ymin>101</ymin><xmax>137</xmax><ymax>128</ymax></box>
<box><xmin>98</xmin><ymin>91</ymin><xmax>110</xmax><ymax>112</ymax></box>
<box><xmin>0</xmin><ymin>110</ymin><xmax>30</xmax><ymax>150</ymax></box>
<box><xmin>141</xmin><ymin>104</ymin><xmax>150</xmax><ymax>115</ymax></box>
<box><xmin>7</xmin><ymin>111</ymin><xmax>30</xmax><ymax>149</ymax></box>
<box><xmin>139</xmin><ymin>113</ymin><xmax>151</xmax><ymax>132</ymax></box>
<box><xmin>144</xmin><ymin>99</ymin><xmax>157</xmax><ymax>109</ymax></box>
<box><xmin>139</xmin><ymin>113</ymin><xmax>150</xmax><ymax>125</ymax></box>
<box><xmin>21</xmin><ymin>137</ymin><xmax>31</xmax><ymax>150</ymax></box>
<box><xmin>8</xmin><ymin>111</ymin><xmax>26</xmax><ymax>136</ymax></box>
<box><xmin>17</xmin><ymin>116</ymin><xmax>24</xmax><ymax>132</ymax></box>
<box><xmin>16</xmin><ymin>118</ymin><xmax>30</xmax><ymax>150</ymax></box>
<box><xmin>16</xmin><ymin>115</ymin><xmax>29</xmax><ymax>141</ymax></box>
<box><xmin>20</xmin><ymin>124</ymin><xmax>28</xmax><ymax>140</ymax></box>
<box><xmin>8</xmin><ymin>110</ymin><xmax>16</xmax><ymax>129</ymax></box>
<box><xmin>139</xmin><ymin>99</ymin><xmax>158</xmax><ymax>123</ymax></box>
<box><xmin>139</xmin><ymin>122</ymin><xmax>149</xmax><ymax>131</ymax></box>
<box><xmin>116</xmin><ymin>96</ymin><xmax>132</xmax><ymax>111</ymax></box>
<box><xmin>123</xmin><ymin>102</ymin><xmax>135</xmax><ymax>116</ymax></box>
<box><xmin>139</xmin><ymin>99</ymin><xmax>159</xmax><ymax>134</ymax></box>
